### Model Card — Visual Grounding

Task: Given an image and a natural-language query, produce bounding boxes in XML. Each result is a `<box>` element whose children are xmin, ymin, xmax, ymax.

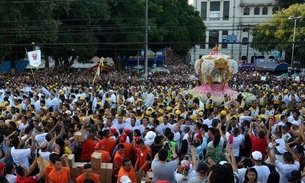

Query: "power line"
<box><xmin>0</xmin><ymin>0</ymin><xmax>105</xmax><ymax>4</ymax></box>
<box><xmin>0</xmin><ymin>41</ymin><xmax>301</xmax><ymax>46</ymax></box>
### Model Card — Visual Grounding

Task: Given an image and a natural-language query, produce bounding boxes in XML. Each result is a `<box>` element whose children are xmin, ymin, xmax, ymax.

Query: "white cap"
<box><xmin>145</xmin><ymin>131</ymin><xmax>156</xmax><ymax>140</ymax></box>
<box><xmin>251</xmin><ymin>151</ymin><xmax>262</xmax><ymax>161</ymax></box>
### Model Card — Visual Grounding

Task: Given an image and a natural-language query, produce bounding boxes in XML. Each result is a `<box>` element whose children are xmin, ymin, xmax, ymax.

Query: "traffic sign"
<box><xmin>222</xmin><ymin>35</ymin><xmax>237</xmax><ymax>43</ymax></box>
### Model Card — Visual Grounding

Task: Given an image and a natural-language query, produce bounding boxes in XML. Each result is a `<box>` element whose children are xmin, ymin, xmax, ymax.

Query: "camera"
<box><xmin>199</xmin><ymin>154</ymin><xmax>203</xmax><ymax>160</ymax></box>
<box><xmin>163</xmin><ymin>141</ymin><xmax>171</xmax><ymax>150</ymax></box>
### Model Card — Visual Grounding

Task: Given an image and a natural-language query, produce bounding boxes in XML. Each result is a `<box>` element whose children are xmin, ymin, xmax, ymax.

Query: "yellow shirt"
<box><xmin>64</xmin><ymin>146</ymin><xmax>72</xmax><ymax>154</ymax></box>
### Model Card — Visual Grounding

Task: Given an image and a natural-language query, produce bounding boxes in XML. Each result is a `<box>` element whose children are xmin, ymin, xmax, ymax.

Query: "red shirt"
<box><xmin>99</xmin><ymin>138</ymin><xmax>116</xmax><ymax>155</ymax></box>
<box><xmin>114</xmin><ymin>152</ymin><xmax>125</xmax><ymax>175</ymax></box>
<box><xmin>17</xmin><ymin>175</ymin><xmax>39</xmax><ymax>183</ymax></box>
<box><xmin>122</xmin><ymin>142</ymin><xmax>133</xmax><ymax>159</ymax></box>
<box><xmin>136</xmin><ymin>146</ymin><xmax>152</xmax><ymax>172</ymax></box>
<box><xmin>0</xmin><ymin>162</ymin><xmax>5</xmax><ymax>175</ymax></box>
<box><xmin>81</xmin><ymin>138</ymin><xmax>96</xmax><ymax>161</ymax></box>
<box><xmin>250</xmin><ymin>135</ymin><xmax>268</xmax><ymax>160</ymax></box>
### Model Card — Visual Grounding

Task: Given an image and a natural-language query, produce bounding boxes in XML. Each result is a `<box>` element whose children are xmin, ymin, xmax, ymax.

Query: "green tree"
<box><xmin>101</xmin><ymin>0</ymin><xmax>205</xmax><ymax>70</ymax></box>
<box><xmin>0</xmin><ymin>1</ymin><xmax>110</xmax><ymax>71</ymax></box>
<box><xmin>276</xmin><ymin>0</ymin><xmax>304</xmax><ymax>9</ymax></box>
<box><xmin>0</xmin><ymin>0</ymin><xmax>61</xmax><ymax>69</ymax></box>
<box><xmin>251</xmin><ymin>4</ymin><xmax>305</xmax><ymax>63</ymax></box>
<box><xmin>45</xmin><ymin>1</ymin><xmax>110</xmax><ymax>70</ymax></box>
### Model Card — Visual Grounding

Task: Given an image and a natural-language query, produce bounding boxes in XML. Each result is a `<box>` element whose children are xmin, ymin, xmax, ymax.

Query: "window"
<box><xmin>210</xmin><ymin>2</ymin><xmax>220</xmax><ymax>11</ymax></box>
<box><xmin>254</xmin><ymin>7</ymin><xmax>260</xmax><ymax>15</ymax></box>
<box><xmin>210</xmin><ymin>2</ymin><xmax>220</xmax><ymax>20</ymax></box>
<box><xmin>223</xmin><ymin>1</ymin><xmax>230</xmax><ymax>20</ymax></box>
<box><xmin>222</xmin><ymin>30</ymin><xmax>228</xmax><ymax>48</ymax></box>
<box><xmin>244</xmin><ymin>7</ymin><xmax>250</xmax><ymax>15</ymax></box>
<box><xmin>243</xmin><ymin>28</ymin><xmax>250</xmax><ymax>32</ymax></box>
<box><xmin>242</xmin><ymin>37</ymin><xmax>248</xmax><ymax>45</ymax></box>
<box><xmin>262</xmin><ymin>7</ymin><xmax>268</xmax><ymax>15</ymax></box>
<box><xmin>272</xmin><ymin>7</ymin><xmax>279</xmax><ymax>14</ymax></box>
<box><xmin>201</xmin><ymin>2</ymin><xmax>207</xmax><ymax>20</ymax></box>
<box><xmin>209</xmin><ymin>30</ymin><xmax>219</xmax><ymax>49</ymax></box>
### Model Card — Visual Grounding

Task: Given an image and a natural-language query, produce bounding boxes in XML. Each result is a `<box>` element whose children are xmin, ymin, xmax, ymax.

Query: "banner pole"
<box><xmin>30</xmin><ymin>67</ymin><xmax>37</xmax><ymax>86</ymax></box>
<box><xmin>25</xmin><ymin>47</ymin><xmax>37</xmax><ymax>86</ymax></box>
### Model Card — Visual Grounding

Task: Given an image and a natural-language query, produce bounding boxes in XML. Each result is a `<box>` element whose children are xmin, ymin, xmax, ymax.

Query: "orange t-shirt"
<box><xmin>81</xmin><ymin>138</ymin><xmax>96</xmax><ymax>161</ymax></box>
<box><xmin>94</xmin><ymin>150</ymin><xmax>111</xmax><ymax>163</ymax></box>
<box><xmin>48</xmin><ymin>167</ymin><xmax>70</xmax><ymax>183</ymax></box>
<box><xmin>113</xmin><ymin>152</ymin><xmax>125</xmax><ymax>175</ymax></box>
<box><xmin>136</xmin><ymin>146</ymin><xmax>152</xmax><ymax>172</ymax></box>
<box><xmin>122</xmin><ymin>142</ymin><xmax>133</xmax><ymax>159</ymax></box>
<box><xmin>76</xmin><ymin>173</ymin><xmax>100</xmax><ymax>183</ymax></box>
<box><xmin>101</xmin><ymin>138</ymin><xmax>116</xmax><ymax>155</ymax></box>
<box><xmin>45</xmin><ymin>164</ymin><xmax>55</xmax><ymax>183</ymax></box>
<box><xmin>117</xmin><ymin>167</ymin><xmax>137</xmax><ymax>183</ymax></box>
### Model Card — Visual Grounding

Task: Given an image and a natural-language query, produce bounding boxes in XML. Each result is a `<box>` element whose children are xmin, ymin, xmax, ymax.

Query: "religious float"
<box><xmin>191</xmin><ymin>46</ymin><xmax>239</xmax><ymax>105</ymax></box>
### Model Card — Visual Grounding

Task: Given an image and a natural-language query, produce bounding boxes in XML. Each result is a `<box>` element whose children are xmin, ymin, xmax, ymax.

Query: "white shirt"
<box><xmin>238</xmin><ymin>168</ymin><xmax>247</xmax><ymax>183</ymax></box>
<box><xmin>160</xmin><ymin>123</ymin><xmax>173</xmax><ymax>132</ymax></box>
<box><xmin>175</xmin><ymin>170</ymin><xmax>196</xmax><ymax>183</ymax></box>
<box><xmin>18</xmin><ymin>123</ymin><xmax>28</xmax><ymax>131</ymax></box>
<box><xmin>239</xmin><ymin>115</ymin><xmax>252</xmax><ymax>124</ymax></box>
<box><xmin>125</xmin><ymin>124</ymin><xmax>138</xmax><ymax>132</ymax></box>
<box><xmin>11</xmin><ymin>147</ymin><xmax>31</xmax><ymax>169</ymax></box>
<box><xmin>203</xmin><ymin>118</ymin><xmax>213</xmax><ymax>127</ymax></box>
<box><xmin>174</xmin><ymin>131</ymin><xmax>181</xmax><ymax>148</ymax></box>
<box><xmin>125</xmin><ymin>118</ymin><xmax>141</xmax><ymax>126</ymax></box>
<box><xmin>139</xmin><ymin>124</ymin><xmax>152</xmax><ymax>134</ymax></box>
<box><xmin>126</xmin><ymin>96</ymin><xmax>135</xmax><ymax>104</ymax></box>
<box><xmin>226</xmin><ymin>132</ymin><xmax>244</xmax><ymax>157</ymax></box>
<box><xmin>38</xmin><ymin>150</ymin><xmax>51</xmax><ymax>162</ymax></box>
<box><xmin>253</xmin><ymin>165</ymin><xmax>270</xmax><ymax>183</ymax></box>
<box><xmin>35</xmin><ymin>133</ymin><xmax>48</xmax><ymax>146</ymax></box>
<box><xmin>5</xmin><ymin>174</ymin><xmax>17</xmax><ymax>183</ymax></box>
<box><xmin>110</xmin><ymin>93</ymin><xmax>117</xmax><ymax>107</ymax></box>
<box><xmin>144</xmin><ymin>93</ymin><xmax>154</xmax><ymax>108</ymax></box>
<box><xmin>275</xmin><ymin>160</ymin><xmax>300</xmax><ymax>183</ymax></box>
<box><xmin>34</xmin><ymin>100</ymin><xmax>41</xmax><ymax>112</ymax></box>
<box><xmin>112</xmin><ymin>122</ymin><xmax>126</xmax><ymax>132</ymax></box>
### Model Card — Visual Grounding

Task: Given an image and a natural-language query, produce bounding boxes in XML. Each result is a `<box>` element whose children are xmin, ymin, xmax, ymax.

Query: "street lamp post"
<box><xmin>289</xmin><ymin>16</ymin><xmax>303</xmax><ymax>69</ymax></box>
<box><xmin>144</xmin><ymin>0</ymin><xmax>148</xmax><ymax>80</ymax></box>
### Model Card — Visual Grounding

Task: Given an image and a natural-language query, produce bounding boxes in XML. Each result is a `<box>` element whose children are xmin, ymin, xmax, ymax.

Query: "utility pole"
<box><xmin>144</xmin><ymin>0</ymin><xmax>148</xmax><ymax>80</ymax></box>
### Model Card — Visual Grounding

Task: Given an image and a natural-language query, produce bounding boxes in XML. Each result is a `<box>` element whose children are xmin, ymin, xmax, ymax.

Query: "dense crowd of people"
<box><xmin>0</xmin><ymin>63</ymin><xmax>304</xmax><ymax>183</ymax></box>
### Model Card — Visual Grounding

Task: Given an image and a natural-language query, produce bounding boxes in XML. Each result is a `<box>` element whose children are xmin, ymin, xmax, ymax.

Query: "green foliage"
<box><xmin>251</xmin><ymin>4</ymin><xmax>305</xmax><ymax>62</ymax></box>
<box><xmin>0</xmin><ymin>0</ymin><xmax>205</xmax><ymax>70</ymax></box>
<box><xmin>101</xmin><ymin>0</ymin><xmax>205</xmax><ymax>70</ymax></box>
<box><xmin>46</xmin><ymin>0</ymin><xmax>110</xmax><ymax>64</ymax></box>
<box><xmin>276</xmin><ymin>0</ymin><xmax>304</xmax><ymax>9</ymax></box>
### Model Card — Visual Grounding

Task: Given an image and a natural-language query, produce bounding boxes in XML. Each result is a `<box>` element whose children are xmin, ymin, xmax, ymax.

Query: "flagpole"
<box><xmin>25</xmin><ymin>48</ymin><xmax>37</xmax><ymax>86</ymax></box>
<box><xmin>92</xmin><ymin>57</ymin><xmax>103</xmax><ymax>85</ymax></box>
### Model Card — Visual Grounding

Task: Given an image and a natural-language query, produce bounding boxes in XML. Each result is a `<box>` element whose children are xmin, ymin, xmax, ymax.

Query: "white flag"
<box><xmin>27</xmin><ymin>50</ymin><xmax>41</xmax><ymax>67</ymax></box>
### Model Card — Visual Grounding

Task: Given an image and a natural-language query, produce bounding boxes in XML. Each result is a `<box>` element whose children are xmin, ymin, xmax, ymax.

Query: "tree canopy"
<box><xmin>251</xmin><ymin>4</ymin><xmax>305</xmax><ymax>63</ymax></box>
<box><xmin>100</xmin><ymin>0</ymin><xmax>205</xmax><ymax>70</ymax></box>
<box><xmin>276</xmin><ymin>0</ymin><xmax>304</xmax><ymax>9</ymax></box>
<box><xmin>0</xmin><ymin>0</ymin><xmax>205</xmax><ymax>71</ymax></box>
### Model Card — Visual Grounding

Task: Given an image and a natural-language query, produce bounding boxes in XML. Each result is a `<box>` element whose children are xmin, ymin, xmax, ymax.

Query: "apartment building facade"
<box><xmin>188</xmin><ymin>0</ymin><xmax>280</xmax><ymax>64</ymax></box>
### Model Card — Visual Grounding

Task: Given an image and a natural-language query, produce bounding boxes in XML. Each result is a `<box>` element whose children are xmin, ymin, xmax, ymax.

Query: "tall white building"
<box><xmin>188</xmin><ymin>0</ymin><xmax>280</xmax><ymax>64</ymax></box>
